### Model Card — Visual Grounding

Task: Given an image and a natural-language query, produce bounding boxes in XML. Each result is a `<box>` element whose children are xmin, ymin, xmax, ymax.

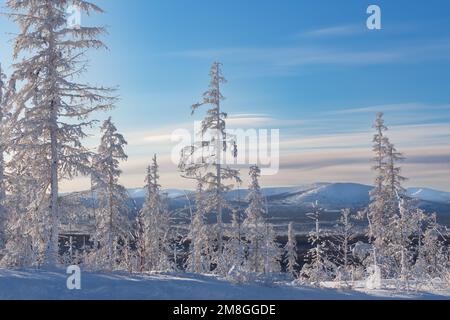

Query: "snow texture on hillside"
<box><xmin>0</xmin><ymin>268</ymin><xmax>449</xmax><ymax>300</ymax></box>
<box><xmin>278</xmin><ymin>183</ymin><xmax>371</xmax><ymax>208</ymax></box>
<box><xmin>407</xmin><ymin>188</ymin><xmax>450</xmax><ymax>204</ymax></box>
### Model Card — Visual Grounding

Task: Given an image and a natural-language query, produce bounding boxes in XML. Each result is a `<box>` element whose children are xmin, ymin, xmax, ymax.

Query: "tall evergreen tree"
<box><xmin>331</xmin><ymin>209</ymin><xmax>357</xmax><ymax>281</ymax></box>
<box><xmin>284</xmin><ymin>222</ymin><xmax>298</xmax><ymax>276</ymax></box>
<box><xmin>137</xmin><ymin>155</ymin><xmax>172</xmax><ymax>272</ymax></box>
<box><xmin>384</xmin><ymin>142</ymin><xmax>410</xmax><ymax>278</ymax></box>
<box><xmin>367</xmin><ymin>112</ymin><xmax>390</xmax><ymax>264</ymax></box>
<box><xmin>261</xmin><ymin>221</ymin><xmax>281</xmax><ymax>276</ymax></box>
<box><xmin>179</xmin><ymin>62</ymin><xmax>241</xmax><ymax>271</ymax></box>
<box><xmin>92</xmin><ymin>118</ymin><xmax>129</xmax><ymax>271</ymax></box>
<box><xmin>5</xmin><ymin>0</ymin><xmax>115</xmax><ymax>265</ymax></box>
<box><xmin>224</xmin><ymin>207</ymin><xmax>246</xmax><ymax>276</ymax></box>
<box><xmin>1</xmin><ymin>63</ymin><xmax>47</xmax><ymax>267</ymax></box>
<box><xmin>186</xmin><ymin>181</ymin><xmax>213</xmax><ymax>274</ymax></box>
<box><xmin>243</xmin><ymin>165</ymin><xmax>266</xmax><ymax>273</ymax></box>
<box><xmin>300</xmin><ymin>201</ymin><xmax>335</xmax><ymax>285</ymax></box>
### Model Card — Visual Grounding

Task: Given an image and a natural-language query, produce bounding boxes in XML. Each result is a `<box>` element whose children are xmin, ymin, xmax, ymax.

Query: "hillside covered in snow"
<box><xmin>127</xmin><ymin>183</ymin><xmax>450</xmax><ymax>228</ymax></box>
<box><xmin>1</xmin><ymin>268</ymin><xmax>449</xmax><ymax>300</ymax></box>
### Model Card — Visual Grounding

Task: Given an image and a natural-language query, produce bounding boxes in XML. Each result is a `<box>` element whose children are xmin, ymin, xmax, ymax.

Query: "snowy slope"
<box><xmin>223</xmin><ymin>184</ymin><xmax>328</xmax><ymax>201</ymax></box>
<box><xmin>1</xmin><ymin>268</ymin><xmax>448</xmax><ymax>300</ymax></box>
<box><xmin>278</xmin><ymin>183</ymin><xmax>372</xmax><ymax>208</ymax></box>
<box><xmin>407</xmin><ymin>188</ymin><xmax>450</xmax><ymax>204</ymax></box>
<box><xmin>127</xmin><ymin>188</ymin><xmax>192</xmax><ymax>199</ymax></box>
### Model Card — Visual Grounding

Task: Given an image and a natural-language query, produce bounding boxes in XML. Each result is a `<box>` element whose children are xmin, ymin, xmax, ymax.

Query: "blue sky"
<box><xmin>1</xmin><ymin>0</ymin><xmax>450</xmax><ymax>191</ymax></box>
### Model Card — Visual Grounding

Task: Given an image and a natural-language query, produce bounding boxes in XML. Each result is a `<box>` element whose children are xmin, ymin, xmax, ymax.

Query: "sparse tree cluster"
<box><xmin>295</xmin><ymin>113</ymin><xmax>449</xmax><ymax>289</ymax></box>
<box><xmin>0</xmin><ymin>0</ymin><xmax>117</xmax><ymax>267</ymax></box>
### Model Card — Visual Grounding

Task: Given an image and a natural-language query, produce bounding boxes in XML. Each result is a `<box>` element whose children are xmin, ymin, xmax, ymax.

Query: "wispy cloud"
<box><xmin>276</xmin><ymin>145</ymin><xmax>450</xmax><ymax>190</ymax></box>
<box><xmin>282</xmin><ymin>123</ymin><xmax>450</xmax><ymax>151</ymax></box>
<box><xmin>228</xmin><ymin>114</ymin><xmax>305</xmax><ymax>128</ymax></box>
<box><xmin>171</xmin><ymin>46</ymin><xmax>402</xmax><ymax>67</ymax></box>
<box><xmin>169</xmin><ymin>38</ymin><xmax>450</xmax><ymax>75</ymax></box>
<box><xmin>295</xmin><ymin>25</ymin><xmax>363</xmax><ymax>38</ymax></box>
<box><xmin>329</xmin><ymin>103</ymin><xmax>450</xmax><ymax>115</ymax></box>
<box><xmin>293</xmin><ymin>23</ymin><xmax>421</xmax><ymax>39</ymax></box>
<box><xmin>61</xmin><ymin>106</ymin><xmax>450</xmax><ymax>193</ymax></box>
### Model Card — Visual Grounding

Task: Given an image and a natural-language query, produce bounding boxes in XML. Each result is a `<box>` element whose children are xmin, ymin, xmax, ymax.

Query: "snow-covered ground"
<box><xmin>0</xmin><ymin>268</ymin><xmax>449</xmax><ymax>300</ymax></box>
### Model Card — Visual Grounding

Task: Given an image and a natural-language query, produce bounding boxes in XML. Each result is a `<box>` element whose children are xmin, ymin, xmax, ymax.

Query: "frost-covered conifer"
<box><xmin>186</xmin><ymin>182</ymin><xmax>212</xmax><ymax>274</ymax></box>
<box><xmin>92</xmin><ymin>118</ymin><xmax>129</xmax><ymax>271</ymax></box>
<box><xmin>331</xmin><ymin>209</ymin><xmax>356</xmax><ymax>280</ymax></box>
<box><xmin>368</xmin><ymin>113</ymin><xmax>390</xmax><ymax>264</ymax></box>
<box><xmin>300</xmin><ymin>201</ymin><xmax>335</xmax><ymax>285</ymax></box>
<box><xmin>137</xmin><ymin>155</ymin><xmax>172</xmax><ymax>272</ymax></box>
<box><xmin>390</xmin><ymin>196</ymin><xmax>416</xmax><ymax>282</ymax></box>
<box><xmin>179</xmin><ymin>62</ymin><xmax>241</xmax><ymax>271</ymax></box>
<box><xmin>243</xmin><ymin>166</ymin><xmax>267</xmax><ymax>273</ymax></box>
<box><xmin>261</xmin><ymin>221</ymin><xmax>281</xmax><ymax>276</ymax></box>
<box><xmin>416</xmin><ymin>214</ymin><xmax>449</xmax><ymax>279</ymax></box>
<box><xmin>368</xmin><ymin>113</ymin><xmax>410</xmax><ymax>278</ymax></box>
<box><xmin>5</xmin><ymin>0</ymin><xmax>115</xmax><ymax>265</ymax></box>
<box><xmin>224</xmin><ymin>207</ymin><xmax>247</xmax><ymax>277</ymax></box>
<box><xmin>284</xmin><ymin>222</ymin><xmax>298</xmax><ymax>276</ymax></box>
<box><xmin>381</xmin><ymin>142</ymin><xmax>411</xmax><ymax>279</ymax></box>
<box><xmin>0</xmin><ymin>160</ymin><xmax>44</xmax><ymax>267</ymax></box>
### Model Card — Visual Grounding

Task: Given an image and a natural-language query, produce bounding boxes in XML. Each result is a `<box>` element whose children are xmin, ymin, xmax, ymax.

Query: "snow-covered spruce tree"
<box><xmin>415</xmin><ymin>214</ymin><xmax>449</xmax><ymax>280</ymax></box>
<box><xmin>186</xmin><ymin>181</ymin><xmax>213</xmax><ymax>274</ymax></box>
<box><xmin>284</xmin><ymin>222</ymin><xmax>298</xmax><ymax>277</ymax></box>
<box><xmin>391</xmin><ymin>196</ymin><xmax>416</xmax><ymax>284</ymax></box>
<box><xmin>1</xmin><ymin>67</ymin><xmax>50</xmax><ymax>267</ymax></box>
<box><xmin>367</xmin><ymin>112</ymin><xmax>391</xmax><ymax>268</ymax></box>
<box><xmin>137</xmin><ymin>155</ymin><xmax>173</xmax><ymax>272</ymax></box>
<box><xmin>300</xmin><ymin>201</ymin><xmax>335</xmax><ymax>285</ymax></box>
<box><xmin>0</xmin><ymin>143</ymin><xmax>47</xmax><ymax>267</ymax></box>
<box><xmin>241</xmin><ymin>165</ymin><xmax>281</xmax><ymax>280</ymax></box>
<box><xmin>179</xmin><ymin>62</ymin><xmax>241</xmax><ymax>273</ymax></box>
<box><xmin>5</xmin><ymin>0</ymin><xmax>115</xmax><ymax>265</ymax></box>
<box><xmin>261</xmin><ymin>220</ymin><xmax>282</xmax><ymax>277</ymax></box>
<box><xmin>243</xmin><ymin>165</ymin><xmax>267</xmax><ymax>274</ymax></box>
<box><xmin>367</xmin><ymin>114</ymin><xmax>411</xmax><ymax>279</ymax></box>
<box><xmin>331</xmin><ymin>209</ymin><xmax>357</xmax><ymax>281</ymax></box>
<box><xmin>383</xmin><ymin>142</ymin><xmax>412</xmax><ymax>280</ymax></box>
<box><xmin>224</xmin><ymin>207</ymin><xmax>247</xmax><ymax>281</ymax></box>
<box><xmin>91</xmin><ymin>118</ymin><xmax>130</xmax><ymax>271</ymax></box>
<box><xmin>411</xmin><ymin>208</ymin><xmax>429</xmax><ymax>279</ymax></box>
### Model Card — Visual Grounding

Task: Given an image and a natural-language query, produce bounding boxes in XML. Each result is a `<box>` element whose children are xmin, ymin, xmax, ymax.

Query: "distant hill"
<box><xmin>125</xmin><ymin>182</ymin><xmax>450</xmax><ymax>229</ymax></box>
<box><xmin>59</xmin><ymin>183</ymin><xmax>450</xmax><ymax>235</ymax></box>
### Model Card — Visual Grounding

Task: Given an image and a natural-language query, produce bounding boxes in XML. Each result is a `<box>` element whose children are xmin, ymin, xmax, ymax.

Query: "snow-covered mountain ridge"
<box><xmin>128</xmin><ymin>183</ymin><xmax>450</xmax><ymax>206</ymax></box>
<box><xmin>124</xmin><ymin>183</ymin><xmax>450</xmax><ymax>229</ymax></box>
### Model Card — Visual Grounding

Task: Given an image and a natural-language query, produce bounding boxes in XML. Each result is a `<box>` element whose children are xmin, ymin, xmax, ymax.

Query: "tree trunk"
<box><xmin>108</xmin><ymin>174</ymin><xmax>114</xmax><ymax>271</ymax></box>
<box><xmin>48</xmin><ymin>104</ymin><xmax>59</xmax><ymax>266</ymax></box>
